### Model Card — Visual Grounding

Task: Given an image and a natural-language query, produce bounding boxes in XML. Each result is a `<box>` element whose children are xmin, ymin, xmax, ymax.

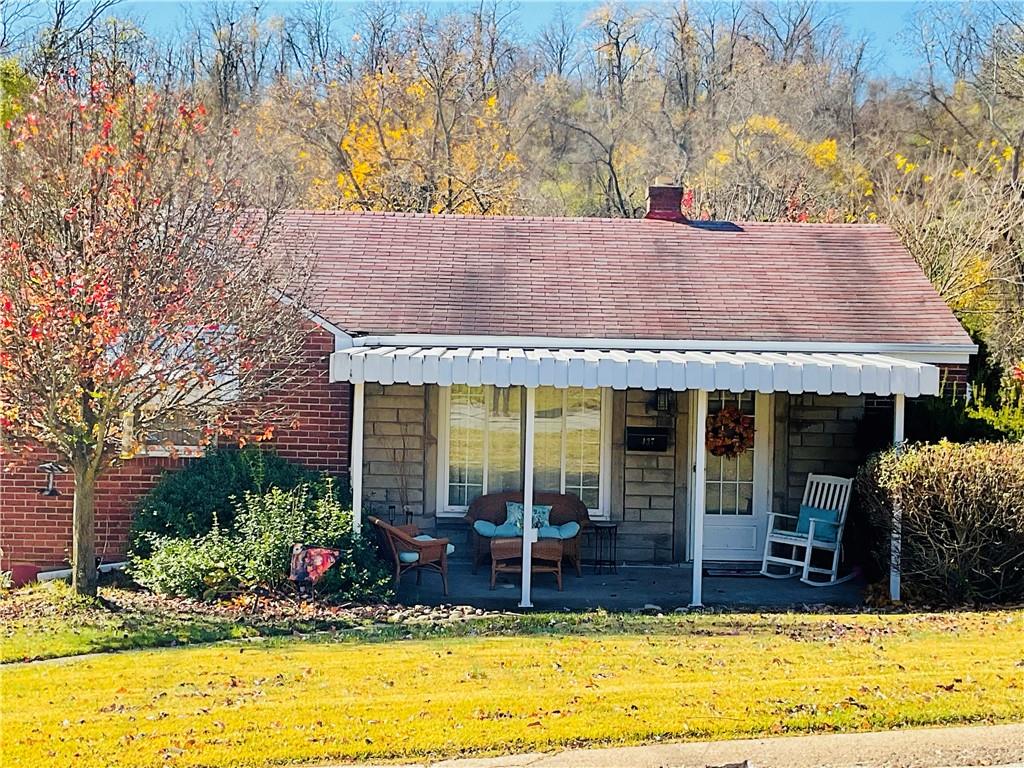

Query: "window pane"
<box><xmin>534</xmin><ymin>388</ymin><xmax>563</xmax><ymax>494</ymax></box>
<box><xmin>448</xmin><ymin>385</ymin><xmax>486</xmax><ymax>507</ymax></box>
<box><xmin>142</xmin><ymin>411</ymin><xmax>203</xmax><ymax>447</ymax></box>
<box><xmin>708</xmin><ymin>454</ymin><xmax>722</xmax><ymax>481</ymax></box>
<box><xmin>738</xmin><ymin>450</ymin><xmax>754</xmax><ymax>482</ymax></box>
<box><xmin>564</xmin><ymin>388</ymin><xmax>602</xmax><ymax>509</ymax></box>
<box><xmin>722</xmin><ymin>456</ymin><xmax>737</xmax><ymax>481</ymax></box>
<box><xmin>449</xmin><ymin>385</ymin><xmax>604</xmax><ymax>513</ymax></box>
<box><xmin>706</xmin><ymin>483</ymin><xmax>721</xmax><ymax>515</ymax></box>
<box><xmin>488</xmin><ymin>387</ymin><xmax>522</xmax><ymax>493</ymax></box>
<box><xmin>738</xmin><ymin>483</ymin><xmax>754</xmax><ymax>516</ymax></box>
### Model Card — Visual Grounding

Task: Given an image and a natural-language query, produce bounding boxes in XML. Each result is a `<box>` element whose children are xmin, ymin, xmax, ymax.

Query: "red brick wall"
<box><xmin>0</xmin><ymin>326</ymin><xmax>351</xmax><ymax>572</ymax></box>
<box><xmin>939</xmin><ymin>363</ymin><xmax>970</xmax><ymax>399</ymax></box>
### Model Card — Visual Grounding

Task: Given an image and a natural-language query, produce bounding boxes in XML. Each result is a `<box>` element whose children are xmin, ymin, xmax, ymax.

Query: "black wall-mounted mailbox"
<box><xmin>625</xmin><ymin>426</ymin><xmax>672</xmax><ymax>452</ymax></box>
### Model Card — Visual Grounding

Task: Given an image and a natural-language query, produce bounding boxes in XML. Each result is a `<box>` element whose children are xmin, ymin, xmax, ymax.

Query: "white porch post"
<box><xmin>520</xmin><ymin>386</ymin><xmax>537</xmax><ymax>608</ymax></box>
<box><xmin>889</xmin><ymin>393</ymin><xmax>906</xmax><ymax>602</ymax></box>
<box><xmin>350</xmin><ymin>382</ymin><xmax>365</xmax><ymax>534</ymax></box>
<box><xmin>690</xmin><ymin>389</ymin><xmax>708</xmax><ymax>608</ymax></box>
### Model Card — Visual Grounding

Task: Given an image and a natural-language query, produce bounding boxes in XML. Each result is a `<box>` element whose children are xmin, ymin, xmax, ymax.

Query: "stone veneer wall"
<box><xmin>783</xmin><ymin>394</ymin><xmax>865</xmax><ymax>510</ymax></box>
<box><xmin>360</xmin><ymin>384</ymin><xmax>428</xmax><ymax>524</ymax></box>
<box><xmin>611</xmin><ymin>390</ymin><xmax>689</xmax><ymax>563</ymax></box>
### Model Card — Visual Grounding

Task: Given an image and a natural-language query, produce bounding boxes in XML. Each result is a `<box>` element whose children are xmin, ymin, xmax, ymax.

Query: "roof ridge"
<box><xmin>283</xmin><ymin>208</ymin><xmax>895</xmax><ymax>229</ymax></box>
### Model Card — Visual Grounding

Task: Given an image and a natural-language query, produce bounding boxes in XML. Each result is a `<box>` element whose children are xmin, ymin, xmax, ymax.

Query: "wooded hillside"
<box><xmin>2</xmin><ymin>0</ymin><xmax>1021</xmax><ymax>382</ymax></box>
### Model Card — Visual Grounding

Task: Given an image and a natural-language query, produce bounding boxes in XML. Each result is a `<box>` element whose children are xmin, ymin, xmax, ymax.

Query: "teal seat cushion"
<box><xmin>538</xmin><ymin>521</ymin><xmax>581</xmax><ymax>540</ymax></box>
<box><xmin>504</xmin><ymin>502</ymin><xmax>553</xmax><ymax>530</ymax></box>
<box><xmin>796</xmin><ymin>505</ymin><xmax>840</xmax><ymax>543</ymax></box>
<box><xmin>473</xmin><ymin>520</ymin><xmax>497</xmax><ymax>537</ymax></box>
<box><xmin>474</xmin><ymin>520</ymin><xmax>520</xmax><ymax>538</ymax></box>
<box><xmin>399</xmin><ymin>536</ymin><xmax>455</xmax><ymax>563</ymax></box>
<box><xmin>557</xmin><ymin>521</ymin><xmax>580</xmax><ymax>538</ymax></box>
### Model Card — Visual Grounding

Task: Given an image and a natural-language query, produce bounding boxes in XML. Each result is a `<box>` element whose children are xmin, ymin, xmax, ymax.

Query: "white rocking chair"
<box><xmin>760</xmin><ymin>473</ymin><xmax>854</xmax><ymax>586</ymax></box>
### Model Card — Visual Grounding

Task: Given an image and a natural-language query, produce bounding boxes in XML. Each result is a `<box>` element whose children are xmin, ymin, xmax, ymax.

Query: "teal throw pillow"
<box><xmin>504</xmin><ymin>501</ymin><xmax>554</xmax><ymax>530</ymax></box>
<box><xmin>795</xmin><ymin>504</ymin><xmax>840</xmax><ymax>543</ymax></box>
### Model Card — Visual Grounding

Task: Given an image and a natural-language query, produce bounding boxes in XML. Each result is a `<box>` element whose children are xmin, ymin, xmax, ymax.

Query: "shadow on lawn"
<box><xmin>3</xmin><ymin>574</ymin><xmax>1016</xmax><ymax>664</ymax></box>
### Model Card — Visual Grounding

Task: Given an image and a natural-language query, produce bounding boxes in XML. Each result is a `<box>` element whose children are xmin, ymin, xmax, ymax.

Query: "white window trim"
<box><xmin>436</xmin><ymin>386</ymin><xmax>613</xmax><ymax>519</ymax></box>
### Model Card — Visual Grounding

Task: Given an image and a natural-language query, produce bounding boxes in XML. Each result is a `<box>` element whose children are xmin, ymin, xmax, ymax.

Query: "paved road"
<box><xmin>348</xmin><ymin>724</ymin><xmax>1024</xmax><ymax>768</ymax></box>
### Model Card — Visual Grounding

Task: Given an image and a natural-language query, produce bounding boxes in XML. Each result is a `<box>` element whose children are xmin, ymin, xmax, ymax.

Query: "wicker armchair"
<box><xmin>464</xmin><ymin>491</ymin><xmax>591</xmax><ymax>576</ymax></box>
<box><xmin>369</xmin><ymin>516</ymin><xmax>453</xmax><ymax>595</ymax></box>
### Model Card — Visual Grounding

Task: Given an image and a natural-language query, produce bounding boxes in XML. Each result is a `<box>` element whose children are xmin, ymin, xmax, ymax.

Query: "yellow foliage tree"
<box><xmin>690</xmin><ymin>114</ymin><xmax>872</xmax><ymax>222</ymax></box>
<box><xmin>276</xmin><ymin>61</ymin><xmax>520</xmax><ymax>214</ymax></box>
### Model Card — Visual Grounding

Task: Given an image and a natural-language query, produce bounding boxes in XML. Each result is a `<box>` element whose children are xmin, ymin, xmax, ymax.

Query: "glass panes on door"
<box><xmin>706</xmin><ymin>391</ymin><xmax>756</xmax><ymax>516</ymax></box>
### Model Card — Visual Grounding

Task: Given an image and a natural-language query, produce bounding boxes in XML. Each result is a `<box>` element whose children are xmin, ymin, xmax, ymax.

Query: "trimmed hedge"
<box><xmin>857</xmin><ymin>441</ymin><xmax>1024</xmax><ymax>604</ymax></box>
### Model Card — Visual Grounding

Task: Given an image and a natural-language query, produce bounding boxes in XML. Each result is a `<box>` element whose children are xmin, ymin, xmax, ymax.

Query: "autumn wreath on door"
<box><xmin>706</xmin><ymin>405</ymin><xmax>755</xmax><ymax>458</ymax></box>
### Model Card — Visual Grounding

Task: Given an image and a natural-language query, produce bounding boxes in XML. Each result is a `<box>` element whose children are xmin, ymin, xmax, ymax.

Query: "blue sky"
<box><xmin>120</xmin><ymin>0</ymin><xmax>932</xmax><ymax>79</ymax></box>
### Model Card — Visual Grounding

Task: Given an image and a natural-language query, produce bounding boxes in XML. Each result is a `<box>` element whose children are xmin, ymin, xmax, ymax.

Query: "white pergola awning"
<box><xmin>331</xmin><ymin>347</ymin><xmax>940</xmax><ymax>397</ymax></box>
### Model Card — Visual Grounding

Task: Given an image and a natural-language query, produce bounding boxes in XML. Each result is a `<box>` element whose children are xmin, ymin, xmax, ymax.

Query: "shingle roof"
<box><xmin>282</xmin><ymin>210</ymin><xmax>972</xmax><ymax>347</ymax></box>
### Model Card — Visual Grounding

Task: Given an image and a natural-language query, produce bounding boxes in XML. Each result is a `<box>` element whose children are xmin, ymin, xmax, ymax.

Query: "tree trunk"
<box><xmin>72</xmin><ymin>465</ymin><xmax>97</xmax><ymax>596</ymax></box>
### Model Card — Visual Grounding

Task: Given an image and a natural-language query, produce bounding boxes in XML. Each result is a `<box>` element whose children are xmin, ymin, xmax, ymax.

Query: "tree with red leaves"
<box><xmin>1</xmin><ymin>61</ymin><xmax>314</xmax><ymax>596</ymax></box>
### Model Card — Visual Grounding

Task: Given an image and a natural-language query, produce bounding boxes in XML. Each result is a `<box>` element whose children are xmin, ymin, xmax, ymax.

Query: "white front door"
<box><xmin>691</xmin><ymin>391</ymin><xmax>773</xmax><ymax>562</ymax></box>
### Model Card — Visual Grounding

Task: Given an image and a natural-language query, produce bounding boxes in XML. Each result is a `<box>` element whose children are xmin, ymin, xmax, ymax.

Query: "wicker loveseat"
<box><xmin>465</xmin><ymin>491</ymin><xmax>591</xmax><ymax>576</ymax></box>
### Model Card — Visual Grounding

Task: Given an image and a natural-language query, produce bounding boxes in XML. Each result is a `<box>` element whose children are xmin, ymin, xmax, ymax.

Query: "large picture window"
<box><xmin>439</xmin><ymin>385</ymin><xmax>610</xmax><ymax>517</ymax></box>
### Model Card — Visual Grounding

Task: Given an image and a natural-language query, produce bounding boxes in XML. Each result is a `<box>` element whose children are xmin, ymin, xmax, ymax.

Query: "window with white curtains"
<box><xmin>439</xmin><ymin>385</ymin><xmax>610</xmax><ymax>517</ymax></box>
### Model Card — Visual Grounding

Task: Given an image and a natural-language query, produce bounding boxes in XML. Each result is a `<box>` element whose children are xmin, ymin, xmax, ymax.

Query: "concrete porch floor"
<box><xmin>395</xmin><ymin>560</ymin><xmax>865</xmax><ymax>612</ymax></box>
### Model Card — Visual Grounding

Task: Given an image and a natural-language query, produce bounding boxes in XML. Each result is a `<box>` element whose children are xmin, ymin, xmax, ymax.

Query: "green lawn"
<box><xmin>1</xmin><ymin>606</ymin><xmax>262</xmax><ymax>662</ymax></box>
<box><xmin>3</xmin><ymin>610</ymin><xmax>1023</xmax><ymax>768</ymax></box>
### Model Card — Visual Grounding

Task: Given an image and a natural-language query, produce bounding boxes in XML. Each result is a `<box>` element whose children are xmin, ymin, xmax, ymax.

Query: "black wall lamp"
<box><xmin>646</xmin><ymin>389</ymin><xmax>676</xmax><ymax>415</ymax></box>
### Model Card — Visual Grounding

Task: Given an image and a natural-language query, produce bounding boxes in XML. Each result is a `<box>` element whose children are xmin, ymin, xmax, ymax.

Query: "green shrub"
<box><xmin>968</xmin><ymin>382</ymin><xmax>1024</xmax><ymax>442</ymax></box>
<box><xmin>129</xmin><ymin>530</ymin><xmax>242</xmax><ymax>600</ymax></box>
<box><xmin>857</xmin><ymin>441</ymin><xmax>1024</xmax><ymax>604</ymax></box>
<box><xmin>129</xmin><ymin>481</ymin><xmax>392</xmax><ymax>603</ymax></box>
<box><xmin>130</xmin><ymin>447</ymin><xmax>333</xmax><ymax>556</ymax></box>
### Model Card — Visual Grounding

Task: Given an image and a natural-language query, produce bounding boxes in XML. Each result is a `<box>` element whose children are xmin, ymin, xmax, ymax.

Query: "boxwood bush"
<box><xmin>129</xmin><ymin>447</ymin><xmax>336</xmax><ymax>556</ymax></box>
<box><xmin>129</xmin><ymin>480</ymin><xmax>392</xmax><ymax>602</ymax></box>
<box><xmin>857</xmin><ymin>441</ymin><xmax>1024</xmax><ymax>604</ymax></box>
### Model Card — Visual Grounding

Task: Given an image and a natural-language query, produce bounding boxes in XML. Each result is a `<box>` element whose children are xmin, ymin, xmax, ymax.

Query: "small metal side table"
<box><xmin>591</xmin><ymin>521</ymin><xmax>618</xmax><ymax>574</ymax></box>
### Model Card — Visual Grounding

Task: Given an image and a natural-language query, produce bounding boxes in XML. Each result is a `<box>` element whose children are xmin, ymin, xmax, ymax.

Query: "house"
<box><xmin>1</xmin><ymin>185</ymin><xmax>974</xmax><ymax>603</ymax></box>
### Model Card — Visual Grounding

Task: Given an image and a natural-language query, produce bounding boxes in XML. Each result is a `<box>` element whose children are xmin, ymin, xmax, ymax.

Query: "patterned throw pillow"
<box><xmin>504</xmin><ymin>501</ymin><xmax>553</xmax><ymax>530</ymax></box>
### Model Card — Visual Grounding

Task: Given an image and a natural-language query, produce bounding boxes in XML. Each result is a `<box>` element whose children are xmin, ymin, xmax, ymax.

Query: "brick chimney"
<box><xmin>644</xmin><ymin>184</ymin><xmax>687</xmax><ymax>222</ymax></box>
